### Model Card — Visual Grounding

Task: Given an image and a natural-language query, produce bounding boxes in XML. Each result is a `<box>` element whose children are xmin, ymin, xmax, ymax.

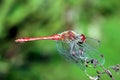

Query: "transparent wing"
<box><xmin>56</xmin><ymin>40</ymin><xmax>86</xmax><ymax>71</ymax></box>
<box><xmin>86</xmin><ymin>37</ymin><xmax>100</xmax><ymax>49</ymax></box>
<box><xmin>56</xmin><ymin>40</ymin><xmax>70</xmax><ymax>57</ymax></box>
<box><xmin>83</xmin><ymin>42</ymin><xmax>105</xmax><ymax>66</ymax></box>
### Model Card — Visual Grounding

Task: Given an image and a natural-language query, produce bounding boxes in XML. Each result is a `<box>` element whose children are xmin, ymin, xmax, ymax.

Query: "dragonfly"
<box><xmin>15</xmin><ymin>30</ymin><xmax>105</xmax><ymax>78</ymax></box>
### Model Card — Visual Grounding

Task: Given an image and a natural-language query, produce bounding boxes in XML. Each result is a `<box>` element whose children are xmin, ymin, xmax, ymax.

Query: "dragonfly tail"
<box><xmin>15</xmin><ymin>34</ymin><xmax>60</xmax><ymax>43</ymax></box>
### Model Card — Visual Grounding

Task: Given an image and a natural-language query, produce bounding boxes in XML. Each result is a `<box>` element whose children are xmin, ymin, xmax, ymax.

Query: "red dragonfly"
<box><xmin>15</xmin><ymin>30</ymin><xmax>105</xmax><ymax>71</ymax></box>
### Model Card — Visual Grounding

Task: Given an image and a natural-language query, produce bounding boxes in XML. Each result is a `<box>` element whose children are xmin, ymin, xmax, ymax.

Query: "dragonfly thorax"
<box><xmin>60</xmin><ymin>30</ymin><xmax>86</xmax><ymax>44</ymax></box>
<box><xmin>60</xmin><ymin>30</ymin><xmax>77</xmax><ymax>41</ymax></box>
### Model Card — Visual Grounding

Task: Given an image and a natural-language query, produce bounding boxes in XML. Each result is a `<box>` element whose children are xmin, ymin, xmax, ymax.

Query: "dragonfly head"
<box><xmin>80</xmin><ymin>34</ymin><xmax>86</xmax><ymax>43</ymax></box>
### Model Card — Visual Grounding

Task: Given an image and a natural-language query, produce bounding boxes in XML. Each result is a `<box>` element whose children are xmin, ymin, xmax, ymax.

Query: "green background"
<box><xmin>0</xmin><ymin>0</ymin><xmax>120</xmax><ymax>80</ymax></box>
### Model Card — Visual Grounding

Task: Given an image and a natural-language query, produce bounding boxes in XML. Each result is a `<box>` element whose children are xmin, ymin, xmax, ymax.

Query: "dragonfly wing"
<box><xmin>83</xmin><ymin>42</ymin><xmax>105</xmax><ymax>67</ymax></box>
<box><xmin>86</xmin><ymin>37</ymin><xmax>100</xmax><ymax>49</ymax></box>
<box><xmin>56</xmin><ymin>40</ymin><xmax>76</xmax><ymax>64</ymax></box>
<box><xmin>56</xmin><ymin>41</ymin><xmax>71</xmax><ymax>58</ymax></box>
<box><xmin>70</xmin><ymin>42</ymin><xmax>86</xmax><ymax>71</ymax></box>
<box><xmin>56</xmin><ymin>40</ymin><xmax>86</xmax><ymax>71</ymax></box>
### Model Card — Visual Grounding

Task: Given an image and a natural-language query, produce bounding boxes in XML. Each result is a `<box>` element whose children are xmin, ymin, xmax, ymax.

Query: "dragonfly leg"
<box><xmin>72</xmin><ymin>52</ymin><xmax>80</xmax><ymax>59</ymax></box>
<box><xmin>69</xmin><ymin>51</ymin><xmax>80</xmax><ymax>63</ymax></box>
<box><xmin>70</xmin><ymin>48</ymin><xmax>80</xmax><ymax>63</ymax></box>
<box><xmin>78</xmin><ymin>47</ymin><xmax>86</xmax><ymax>58</ymax></box>
<box><xmin>69</xmin><ymin>55</ymin><xmax>79</xmax><ymax>63</ymax></box>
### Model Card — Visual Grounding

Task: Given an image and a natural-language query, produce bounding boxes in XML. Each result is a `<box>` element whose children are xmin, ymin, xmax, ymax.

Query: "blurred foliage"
<box><xmin>0</xmin><ymin>0</ymin><xmax>120</xmax><ymax>80</ymax></box>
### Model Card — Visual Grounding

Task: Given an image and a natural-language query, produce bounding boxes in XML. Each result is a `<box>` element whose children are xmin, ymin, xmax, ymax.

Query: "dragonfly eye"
<box><xmin>80</xmin><ymin>34</ymin><xmax>86</xmax><ymax>42</ymax></box>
